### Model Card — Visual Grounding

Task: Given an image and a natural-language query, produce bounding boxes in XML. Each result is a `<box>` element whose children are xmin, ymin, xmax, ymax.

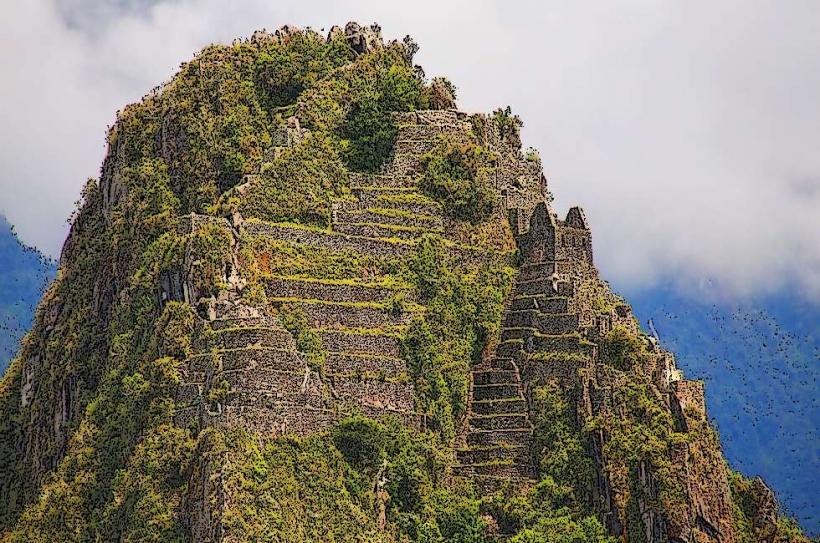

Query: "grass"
<box><xmin>529</xmin><ymin>352</ymin><xmax>589</xmax><ymax>364</ymax></box>
<box><xmin>267</xmin><ymin>296</ymin><xmax>426</xmax><ymax>312</ymax></box>
<box><xmin>317</xmin><ymin>325</ymin><xmax>407</xmax><ymax>338</ymax></box>
<box><xmin>375</xmin><ymin>192</ymin><xmax>438</xmax><ymax>206</ymax></box>
<box><xmin>263</xmin><ymin>274</ymin><xmax>413</xmax><ymax>290</ymax></box>
<box><xmin>364</xmin><ymin>207</ymin><xmax>439</xmax><ymax>222</ymax></box>
<box><xmin>337</xmin><ymin>221</ymin><xmax>441</xmax><ymax>234</ymax></box>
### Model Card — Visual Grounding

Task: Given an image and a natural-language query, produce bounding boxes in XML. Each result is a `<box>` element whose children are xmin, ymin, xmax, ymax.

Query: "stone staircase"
<box><xmin>455</xmin><ymin>259</ymin><xmax>593</xmax><ymax>491</ymax></box>
<box><xmin>455</xmin><ymin>355</ymin><xmax>536</xmax><ymax>490</ymax></box>
<box><xmin>499</xmin><ymin>260</ymin><xmax>592</xmax><ymax>358</ymax></box>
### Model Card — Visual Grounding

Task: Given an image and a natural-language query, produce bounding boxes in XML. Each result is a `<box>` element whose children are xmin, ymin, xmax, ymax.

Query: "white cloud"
<box><xmin>1</xmin><ymin>0</ymin><xmax>818</xmax><ymax>301</ymax></box>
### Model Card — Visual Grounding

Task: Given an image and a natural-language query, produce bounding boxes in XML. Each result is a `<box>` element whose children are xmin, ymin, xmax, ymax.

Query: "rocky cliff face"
<box><xmin>0</xmin><ymin>23</ymin><xmax>806</xmax><ymax>543</ymax></box>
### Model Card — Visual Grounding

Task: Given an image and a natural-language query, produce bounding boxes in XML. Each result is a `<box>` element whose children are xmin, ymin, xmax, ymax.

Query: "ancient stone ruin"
<box><xmin>156</xmin><ymin>108</ymin><xmax>742</xmax><ymax>542</ymax></box>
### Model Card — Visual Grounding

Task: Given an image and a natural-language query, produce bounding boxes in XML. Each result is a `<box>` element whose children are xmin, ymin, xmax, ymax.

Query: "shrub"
<box><xmin>241</xmin><ymin>132</ymin><xmax>348</xmax><ymax>226</ymax></box>
<box><xmin>420</xmin><ymin>138</ymin><xmax>498</xmax><ymax>224</ymax></box>
<box><xmin>337</xmin><ymin>57</ymin><xmax>423</xmax><ymax>172</ymax></box>
<box><xmin>403</xmin><ymin>237</ymin><xmax>513</xmax><ymax>440</ymax></box>
<box><xmin>278</xmin><ymin>305</ymin><xmax>326</xmax><ymax>373</ymax></box>
<box><xmin>490</xmin><ymin>106</ymin><xmax>523</xmax><ymax>149</ymax></box>
<box><xmin>599</xmin><ymin>326</ymin><xmax>646</xmax><ymax>372</ymax></box>
<box><xmin>255</xmin><ymin>31</ymin><xmax>352</xmax><ymax>109</ymax></box>
<box><xmin>531</xmin><ymin>382</ymin><xmax>594</xmax><ymax>506</ymax></box>
<box><xmin>332</xmin><ymin>415</ymin><xmax>387</xmax><ymax>471</ymax></box>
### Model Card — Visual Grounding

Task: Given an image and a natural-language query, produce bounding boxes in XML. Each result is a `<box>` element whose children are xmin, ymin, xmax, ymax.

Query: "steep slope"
<box><xmin>628</xmin><ymin>287</ymin><xmax>819</xmax><ymax>533</ymax></box>
<box><xmin>0</xmin><ymin>23</ymin><xmax>809</xmax><ymax>543</ymax></box>
<box><xmin>0</xmin><ymin>217</ymin><xmax>56</xmax><ymax>373</ymax></box>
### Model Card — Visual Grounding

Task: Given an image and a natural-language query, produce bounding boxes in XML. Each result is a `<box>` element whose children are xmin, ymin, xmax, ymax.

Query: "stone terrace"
<box><xmin>176</xmin><ymin>109</ymin><xmax>492</xmax><ymax>437</ymax></box>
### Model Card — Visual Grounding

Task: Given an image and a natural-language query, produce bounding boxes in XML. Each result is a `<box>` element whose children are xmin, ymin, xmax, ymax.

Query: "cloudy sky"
<box><xmin>1</xmin><ymin>0</ymin><xmax>819</xmax><ymax>302</ymax></box>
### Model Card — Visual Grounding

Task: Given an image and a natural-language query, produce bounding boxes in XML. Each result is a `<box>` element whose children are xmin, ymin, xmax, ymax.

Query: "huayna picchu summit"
<box><xmin>0</xmin><ymin>22</ymin><xmax>809</xmax><ymax>543</ymax></box>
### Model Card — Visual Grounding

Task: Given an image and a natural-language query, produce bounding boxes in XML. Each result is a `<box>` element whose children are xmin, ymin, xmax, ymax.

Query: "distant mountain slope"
<box><xmin>626</xmin><ymin>284</ymin><xmax>818</xmax><ymax>535</ymax></box>
<box><xmin>0</xmin><ymin>216</ymin><xmax>56</xmax><ymax>373</ymax></box>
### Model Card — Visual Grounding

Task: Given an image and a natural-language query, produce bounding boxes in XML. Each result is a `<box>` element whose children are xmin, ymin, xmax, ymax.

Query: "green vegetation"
<box><xmin>241</xmin><ymin>132</ymin><xmax>349</xmax><ymax>225</ymax></box>
<box><xmin>420</xmin><ymin>137</ymin><xmax>499</xmax><ymax>224</ymax></box>
<box><xmin>728</xmin><ymin>471</ymin><xmax>810</xmax><ymax>543</ymax></box>
<box><xmin>531</xmin><ymin>381</ymin><xmax>595</xmax><ymax>509</ymax></box>
<box><xmin>599</xmin><ymin>326</ymin><xmax>648</xmax><ymax>372</ymax></box>
<box><xmin>587</xmin><ymin>327</ymin><xmax>692</xmax><ymax>537</ymax></box>
<box><xmin>484</xmin><ymin>479</ymin><xmax>613</xmax><ymax>543</ymax></box>
<box><xmin>402</xmin><ymin>235</ymin><xmax>513</xmax><ymax>441</ymax></box>
<box><xmin>278</xmin><ymin>305</ymin><xmax>326</xmax><ymax>373</ymax></box>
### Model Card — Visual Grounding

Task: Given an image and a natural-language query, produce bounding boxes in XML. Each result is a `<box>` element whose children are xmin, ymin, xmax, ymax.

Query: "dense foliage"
<box><xmin>402</xmin><ymin>235</ymin><xmax>513</xmax><ymax>441</ymax></box>
<box><xmin>420</xmin><ymin>139</ymin><xmax>499</xmax><ymax>224</ymax></box>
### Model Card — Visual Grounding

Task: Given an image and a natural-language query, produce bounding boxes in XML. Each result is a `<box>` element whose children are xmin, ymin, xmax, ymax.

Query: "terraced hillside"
<box><xmin>0</xmin><ymin>23</ymin><xmax>808</xmax><ymax>543</ymax></box>
<box><xmin>174</xmin><ymin>111</ymin><xmax>500</xmax><ymax>438</ymax></box>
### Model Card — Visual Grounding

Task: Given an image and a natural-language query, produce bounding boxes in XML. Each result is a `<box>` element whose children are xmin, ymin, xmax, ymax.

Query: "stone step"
<box><xmin>497</xmin><ymin>340</ymin><xmax>525</xmax><ymax>358</ymax></box>
<box><xmin>347</xmin><ymin>189</ymin><xmax>442</xmax><ymax>217</ymax></box>
<box><xmin>517</xmin><ymin>260</ymin><xmax>577</xmax><ymax>282</ymax></box>
<box><xmin>325</xmin><ymin>352</ymin><xmax>407</xmax><ymax>375</ymax></box>
<box><xmin>473</xmin><ymin>370</ymin><xmax>518</xmax><ymax>386</ymax></box>
<box><xmin>241</xmin><ymin>220</ymin><xmax>488</xmax><ymax>267</ymax></box>
<box><xmin>473</xmin><ymin>357</ymin><xmax>516</xmax><ymax>372</ymax></box>
<box><xmin>333</xmin><ymin>222</ymin><xmax>440</xmax><ymax>241</ymax></box>
<box><xmin>469</xmin><ymin>413</ymin><xmax>531</xmax><ymax>431</ymax></box>
<box><xmin>267</xmin><ymin>299</ymin><xmax>416</xmax><ymax>329</ymax></box>
<box><xmin>207</xmin><ymin>316</ymin><xmax>276</xmax><ymax>330</ymax></box>
<box><xmin>467</xmin><ymin>428</ymin><xmax>532</xmax><ymax>448</ymax></box>
<box><xmin>264</xmin><ymin>276</ymin><xmax>409</xmax><ymax>304</ymax></box>
<box><xmin>241</xmin><ymin>220</ymin><xmax>416</xmax><ymax>260</ymax></box>
<box><xmin>456</xmin><ymin>445</ymin><xmax>531</xmax><ymax>465</ymax></box>
<box><xmin>391</xmin><ymin>139</ymin><xmax>438</xmax><ymax>158</ymax></box>
<box><xmin>329</xmin><ymin>376</ymin><xmax>415</xmax><ymax>413</ymax></box>
<box><xmin>215</xmin><ymin>404</ymin><xmax>339</xmax><ymax>437</ymax></box>
<box><xmin>500</xmin><ymin>327</ymin><xmax>537</xmax><ymax>342</ymax></box>
<box><xmin>515</xmin><ymin>278</ymin><xmax>574</xmax><ymax>297</ymax></box>
<box><xmin>226</xmin><ymin>370</ymin><xmax>327</xmax><ymax>407</ymax></box>
<box><xmin>349</xmin><ymin>173</ymin><xmax>418</xmax><ymax>189</ymax></box>
<box><xmin>472</xmin><ymin>383</ymin><xmax>521</xmax><ymax>401</ymax></box>
<box><xmin>452</xmin><ymin>462</ymin><xmax>536</xmax><ymax>479</ymax></box>
<box><xmin>531</xmin><ymin>334</ymin><xmax>591</xmax><ymax>354</ymax></box>
<box><xmin>470</xmin><ymin>398</ymin><xmax>528</xmax><ymax>416</ymax></box>
<box><xmin>187</xmin><ymin>347</ymin><xmax>304</xmax><ymax>373</ymax></box>
<box><xmin>394</xmin><ymin>122</ymin><xmax>471</xmax><ymax>142</ymax></box>
<box><xmin>318</xmin><ymin>329</ymin><xmax>401</xmax><ymax>358</ymax></box>
<box><xmin>392</xmin><ymin>110</ymin><xmax>465</xmax><ymax>126</ymax></box>
<box><xmin>197</xmin><ymin>326</ymin><xmax>296</xmax><ymax>351</ymax></box>
<box><xmin>334</xmin><ymin>208</ymin><xmax>443</xmax><ymax>230</ymax></box>
<box><xmin>503</xmin><ymin>310</ymin><xmax>579</xmax><ymax>335</ymax></box>
<box><xmin>510</xmin><ymin>295</ymin><xmax>569</xmax><ymax>314</ymax></box>
<box><xmin>227</xmin><ymin>388</ymin><xmax>329</xmax><ymax>411</ymax></box>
